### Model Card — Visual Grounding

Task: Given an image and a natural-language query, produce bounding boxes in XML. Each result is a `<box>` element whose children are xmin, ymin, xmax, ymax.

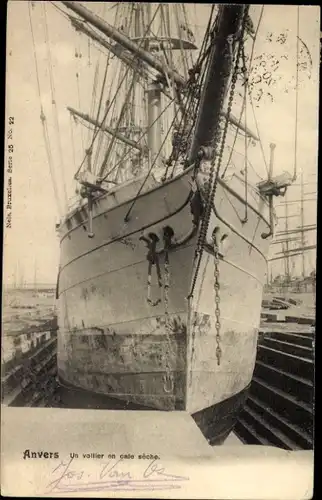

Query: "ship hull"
<box><xmin>58</xmin><ymin>373</ymin><xmax>249</xmax><ymax>445</ymax></box>
<box><xmin>57</xmin><ymin>166</ymin><xmax>271</xmax><ymax>441</ymax></box>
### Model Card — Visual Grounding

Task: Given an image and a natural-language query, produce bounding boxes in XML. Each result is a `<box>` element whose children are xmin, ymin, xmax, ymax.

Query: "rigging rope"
<box><xmin>292</xmin><ymin>6</ymin><xmax>300</xmax><ymax>181</ymax></box>
<box><xmin>97</xmin><ymin>4</ymin><xmax>213</xmax><ymax>186</ymax></box>
<box><xmin>99</xmin><ymin>95</ymin><xmax>176</xmax><ymax>182</ymax></box>
<box><xmin>100</xmin><ymin>2</ymin><xmax>138</xmax><ymax>180</ymax></box>
<box><xmin>75</xmin><ymin>33</ymin><xmax>85</xmax><ymax>151</ymax></box>
<box><xmin>174</xmin><ymin>4</ymin><xmax>189</xmax><ymax>79</ymax></box>
<box><xmin>49</xmin><ymin>1</ymin><xmax>71</xmax><ymax>22</ymax></box>
<box><xmin>221</xmin><ymin>5</ymin><xmax>267</xmax><ymax>179</ymax></box>
<box><xmin>74</xmin><ymin>4</ymin><xmax>161</xmax><ymax>180</ymax></box>
<box><xmin>43</xmin><ymin>3</ymin><xmax>68</xmax><ymax>209</ymax></box>
<box><xmin>188</xmin><ymin>7</ymin><xmax>249</xmax><ymax>300</ymax></box>
<box><xmin>249</xmin><ymin>96</ymin><xmax>269</xmax><ymax>174</ymax></box>
<box><xmin>167</xmin><ymin>23</ymin><xmax>213</xmax><ymax>179</ymax></box>
<box><xmin>160</xmin><ymin>8</ymin><xmax>216</xmax><ymax>182</ymax></box>
<box><xmin>88</xmin><ymin>38</ymin><xmax>91</xmax><ymax>67</ymax></box>
<box><xmin>93</xmin><ymin>39</ymin><xmax>118</xmax><ymax>174</ymax></box>
<box><xmin>98</xmin><ymin>71</ymin><xmax>139</xmax><ymax>177</ymax></box>
<box><xmin>69</xmin><ymin>114</ymin><xmax>77</xmax><ymax>170</ymax></box>
<box><xmin>28</xmin><ymin>1</ymin><xmax>62</xmax><ymax>217</ymax></box>
<box><xmin>182</xmin><ymin>4</ymin><xmax>195</xmax><ymax>68</ymax></box>
<box><xmin>92</xmin><ymin>7</ymin><xmax>113</xmax><ymax>175</ymax></box>
<box><xmin>123</xmin><ymin>103</ymin><xmax>181</xmax><ymax>222</ymax></box>
<box><xmin>241</xmin><ymin>52</ymin><xmax>249</xmax><ymax>223</ymax></box>
<box><xmin>88</xmin><ymin>63</ymin><xmax>99</xmax><ymax>144</ymax></box>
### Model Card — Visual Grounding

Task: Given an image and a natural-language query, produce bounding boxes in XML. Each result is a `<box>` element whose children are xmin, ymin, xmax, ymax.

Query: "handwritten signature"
<box><xmin>46</xmin><ymin>457</ymin><xmax>189</xmax><ymax>493</ymax></box>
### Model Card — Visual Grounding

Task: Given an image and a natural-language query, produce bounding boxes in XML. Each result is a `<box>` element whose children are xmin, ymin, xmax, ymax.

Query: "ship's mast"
<box><xmin>63</xmin><ymin>2</ymin><xmax>257</xmax><ymax>155</ymax></box>
<box><xmin>61</xmin><ymin>1</ymin><xmax>185</xmax><ymax>87</ymax></box>
<box><xmin>188</xmin><ymin>5</ymin><xmax>247</xmax><ymax>163</ymax></box>
<box><xmin>67</xmin><ymin>107</ymin><xmax>143</xmax><ymax>152</ymax></box>
<box><xmin>143</xmin><ymin>4</ymin><xmax>162</xmax><ymax>170</ymax></box>
<box><xmin>69</xmin><ymin>15</ymin><xmax>149</xmax><ymax>81</ymax></box>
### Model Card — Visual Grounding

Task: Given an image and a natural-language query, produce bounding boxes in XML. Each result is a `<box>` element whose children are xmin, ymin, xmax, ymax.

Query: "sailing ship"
<box><xmin>36</xmin><ymin>3</ymin><xmax>294</xmax><ymax>443</ymax></box>
<box><xmin>268</xmin><ymin>172</ymin><xmax>317</xmax><ymax>293</ymax></box>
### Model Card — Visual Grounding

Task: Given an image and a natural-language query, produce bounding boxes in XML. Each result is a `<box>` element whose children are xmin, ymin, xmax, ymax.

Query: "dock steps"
<box><xmin>235</xmin><ymin>325</ymin><xmax>314</xmax><ymax>450</ymax></box>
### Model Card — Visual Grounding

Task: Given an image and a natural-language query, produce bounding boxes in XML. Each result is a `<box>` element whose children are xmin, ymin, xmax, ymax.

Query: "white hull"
<box><xmin>57</xmin><ymin>166</ymin><xmax>271</xmax><ymax>437</ymax></box>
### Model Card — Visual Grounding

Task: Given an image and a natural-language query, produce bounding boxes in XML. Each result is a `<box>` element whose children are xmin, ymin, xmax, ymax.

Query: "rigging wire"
<box><xmin>123</xmin><ymin>104</ymin><xmax>181</xmax><ymax>222</ymax></box>
<box><xmin>49</xmin><ymin>1</ymin><xmax>71</xmax><ymax>21</ymax></box>
<box><xmin>90</xmin><ymin>3</ymin><xmax>113</xmax><ymax>173</ymax></box>
<box><xmin>225</xmin><ymin>145</ymin><xmax>262</xmax><ymax>180</ymax></box>
<box><xmin>74</xmin><ymin>4</ymin><xmax>161</xmax><ymax>180</ymax></box>
<box><xmin>87</xmin><ymin>61</ymin><xmax>101</xmax><ymax>144</ymax></box>
<box><xmin>99</xmin><ymin>95</ymin><xmax>176</xmax><ymax>182</ymax></box>
<box><xmin>28</xmin><ymin>1</ymin><xmax>62</xmax><ymax>217</ymax></box>
<box><xmin>97</xmin><ymin>3</ymin><xmax>138</xmax><ymax>178</ymax></box>
<box><xmin>182</xmin><ymin>4</ymin><xmax>195</xmax><ymax>68</ymax></box>
<box><xmin>221</xmin><ymin>5</ymin><xmax>267</xmax><ymax>178</ymax></box>
<box><xmin>43</xmin><ymin>2</ymin><xmax>68</xmax><ymax>208</ymax></box>
<box><xmin>164</xmin><ymin>3</ymin><xmax>216</xmax><ymax>173</ymax></box>
<box><xmin>75</xmin><ymin>31</ymin><xmax>85</xmax><ymax>151</ymax></box>
<box><xmin>91</xmin><ymin>60</ymin><xmax>110</xmax><ymax>172</ymax></box>
<box><xmin>248</xmin><ymin>96</ymin><xmax>269</xmax><ymax>175</ymax></box>
<box><xmin>241</xmin><ymin>60</ymin><xmax>249</xmax><ymax>223</ymax></box>
<box><xmin>168</xmin><ymin>19</ymin><xmax>214</xmax><ymax>177</ymax></box>
<box><xmin>69</xmin><ymin>114</ymin><xmax>77</xmax><ymax>169</ymax></box>
<box><xmin>92</xmin><ymin>3</ymin><xmax>119</xmax><ymax>175</ymax></box>
<box><xmin>105</xmin><ymin>2</ymin><xmax>138</xmax><ymax>173</ymax></box>
<box><xmin>157</xmin><ymin>7</ymin><xmax>181</xmax><ymax>129</ymax></box>
<box><xmin>98</xmin><ymin>71</ymin><xmax>140</xmax><ymax>177</ymax></box>
<box><xmin>174</xmin><ymin>4</ymin><xmax>189</xmax><ymax>79</ymax></box>
<box><xmin>292</xmin><ymin>6</ymin><xmax>300</xmax><ymax>181</ymax></box>
<box><xmin>88</xmin><ymin>37</ymin><xmax>91</xmax><ymax>67</ymax></box>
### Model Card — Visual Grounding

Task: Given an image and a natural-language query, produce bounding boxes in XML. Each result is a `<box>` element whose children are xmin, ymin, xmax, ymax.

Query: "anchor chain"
<box><xmin>212</xmin><ymin>230</ymin><xmax>222</xmax><ymax>365</ymax></box>
<box><xmin>188</xmin><ymin>8</ymin><xmax>248</xmax><ymax>380</ymax></box>
<box><xmin>140</xmin><ymin>233</ymin><xmax>162</xmax><ymax>306</ymax></box>
<box><xmin>188</xmin><ymin>10</ymin><xmax>247</xmax><ymax>300</ymax></box>
<box><xmin>162</xmin><ymin>227</ymin><xmax>175</xmax><ymax>394</ymax></box>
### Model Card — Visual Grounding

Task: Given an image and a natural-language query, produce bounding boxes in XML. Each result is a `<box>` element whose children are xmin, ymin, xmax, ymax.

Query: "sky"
<box><xmin>3</xmin><ymin>2</ymin><xmax>320</xmax><ymax>285</ymax></box>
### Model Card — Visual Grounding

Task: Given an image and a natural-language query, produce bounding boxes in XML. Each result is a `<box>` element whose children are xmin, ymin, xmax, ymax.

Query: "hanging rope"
<box><xmin>28</xmin><ymin>1</ymin><xmax>62</xmax><ymax>218</ymax></box>
<box><xmin>292</xmin><ymin>6</ymin><xmax>300</xmax><ymax>182</ymax></box>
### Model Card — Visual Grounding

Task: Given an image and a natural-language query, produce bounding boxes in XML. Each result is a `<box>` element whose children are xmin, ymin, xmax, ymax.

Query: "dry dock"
<box><xmin>235</xmin><ymin>322</ymin><xmax>314</xmax><ymax>449</ymax></box>
<box><xmin>1</xmin><ymin>290</ymin><xmax>315</xmax><ymax>449</ymax></box>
